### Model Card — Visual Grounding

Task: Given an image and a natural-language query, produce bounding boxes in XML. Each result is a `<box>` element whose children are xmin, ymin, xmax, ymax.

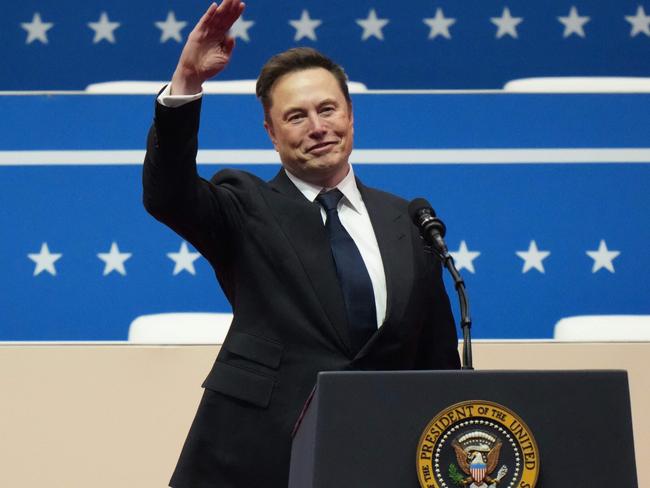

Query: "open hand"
<box><xmin>171</xmin><ymin>0</ymin><xmax>245</xmax><ymax>94</ymax></box>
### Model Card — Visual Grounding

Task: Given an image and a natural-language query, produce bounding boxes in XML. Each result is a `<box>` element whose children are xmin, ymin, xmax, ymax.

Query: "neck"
<box><xmin>290</xmin><ymin>163</ymin><xmax>350</xmax><ymax>189</ymax></box>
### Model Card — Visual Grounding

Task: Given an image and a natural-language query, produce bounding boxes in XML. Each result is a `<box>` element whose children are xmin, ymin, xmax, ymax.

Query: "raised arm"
<box><xmin>171</xmin><ymin>0</ymin><xmax>245</xmax><ymax>94</ymax></box>
<box><xmin>143</xmin><ymin>1</ymin><xmax>247</xmax><ymax>263</ymax></box>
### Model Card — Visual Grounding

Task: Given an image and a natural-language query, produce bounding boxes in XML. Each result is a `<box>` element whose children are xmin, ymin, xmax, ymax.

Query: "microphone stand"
<box><xmin>432</xmin><ymin>247</ymin><xmax>474</xmax><ymax>370</ymax></box>
<box><xmin>408</xmin><ymin>200</ymin><xmax>474</xmax><ymax>370</ymax></box>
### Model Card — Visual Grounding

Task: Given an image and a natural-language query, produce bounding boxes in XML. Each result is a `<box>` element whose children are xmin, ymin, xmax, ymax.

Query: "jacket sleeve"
<box><xmin>415</xmin><ymin>259</ymin><xmax>462</xmax><ymax>370</ymax></box>
<box><xmin>142</xmin><ymin>96</ymin><xmax>242</xmax><ymax>266</ymax></box>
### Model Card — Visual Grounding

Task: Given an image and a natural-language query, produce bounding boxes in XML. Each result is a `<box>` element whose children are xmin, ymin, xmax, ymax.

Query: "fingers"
<box><xmin>215</xmin><ymin>0</ymin><xmax>236</xmax><ymax>22</ymax></box>
<box><xmin>215</xmin><ymin>0</ymin><xmax>233</xmax><ymax>13</ymax></box>
<box><xmin>196</xmin><ymin>2</ymin><xmax>218</xmax><ymax>30</ymax></box>
<box><xmin>213</xmin><ymin>0</ymin><xmax>245</xmax><ymax>32</ymax></box>
<box><xmin>193</xmin><ymin>0</ymin><xmax>244</xmax><ymax>40</ymax></box>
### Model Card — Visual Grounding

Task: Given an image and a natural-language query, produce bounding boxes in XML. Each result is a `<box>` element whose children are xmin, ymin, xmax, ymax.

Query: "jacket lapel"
<box><xmin>265</xmin><ymin>170</ymin><xmax>353</xmax><ymax>355</ymax></box>
<box><xmin>356</xmin><ymin>181</ymin><xmax>415</xmax><ymax>357</ymax></box>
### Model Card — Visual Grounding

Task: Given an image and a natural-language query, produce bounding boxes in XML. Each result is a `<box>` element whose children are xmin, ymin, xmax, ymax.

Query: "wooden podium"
<box><xmin>289</xmin><ymin>370</ymin><xmax>638</xmax><ymax>488</ymax></box>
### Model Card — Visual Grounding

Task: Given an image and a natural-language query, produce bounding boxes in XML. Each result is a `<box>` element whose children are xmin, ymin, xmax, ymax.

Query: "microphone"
<box><xmin>408</xmin><ymin>198</ymin><xmax>474</xmax><ymax>370</ymax></box>
<box><xmin>407</xmin><ymin>198</ymin><xmax>449</xmax><ymax>259</ymax></box>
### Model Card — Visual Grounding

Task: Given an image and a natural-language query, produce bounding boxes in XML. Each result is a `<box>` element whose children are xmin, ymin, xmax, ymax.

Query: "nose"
<box><xmin>307</xmin><ymin>113</ymin><xmax>327</xmax><ymax>139</ymax></box>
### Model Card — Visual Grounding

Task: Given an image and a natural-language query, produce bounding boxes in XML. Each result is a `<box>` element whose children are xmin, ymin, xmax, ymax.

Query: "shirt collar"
<box><xmin>284</xmin><ymin>164</ymin><xmax>363</xmax><ymax>214</ymax></box>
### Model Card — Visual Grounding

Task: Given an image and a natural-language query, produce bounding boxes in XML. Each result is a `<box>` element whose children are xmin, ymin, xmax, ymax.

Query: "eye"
<box><xmin>320</xmin><ymin>106</ymin><xmax>335</xmax><ymax>116</ymax></box>
<box><xmin>287</xmin><ymin>113</ymin><xmax>305</xmax><ymax>124</ymax></box>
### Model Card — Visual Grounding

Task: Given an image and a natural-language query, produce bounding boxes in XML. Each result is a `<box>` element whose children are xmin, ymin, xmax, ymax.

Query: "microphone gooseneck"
<box><xmin>408</xmin><ymin>199</ymin><xmax>473</xmax><ymax>370</ymax></box>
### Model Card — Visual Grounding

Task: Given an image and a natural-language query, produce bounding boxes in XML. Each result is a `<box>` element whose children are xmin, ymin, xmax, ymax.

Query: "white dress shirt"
<box><xmin>284</xmin><ymin>166</ymin><xmax>387</xmax><ymax>328</ymax></box>
<box><xmin>157</xmin><ymin>85</ymin><xmax>388</xmax><ymax>327</ymax></box>
<box><xmin>158</xmin><ymin>83</ymin><xmax>202</xmax><ymax>107</ymax></box>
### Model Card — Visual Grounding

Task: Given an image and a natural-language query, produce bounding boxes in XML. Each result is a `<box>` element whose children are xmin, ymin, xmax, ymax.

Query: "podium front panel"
<box><xmin>289</xmin><ymin>370</ymin><xmax>637</xmax><ymax>488</ymax></box>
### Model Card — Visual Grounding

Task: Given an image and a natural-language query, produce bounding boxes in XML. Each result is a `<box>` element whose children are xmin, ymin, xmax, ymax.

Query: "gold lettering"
<box><xmin>509</xmin><ymin>420</ymin><xmax>530</xmax><ymax>444</ymax></box>
<box><xmin>491</xmin><ymin>408</ymin><xmax>506</xmax><ymax>421</ymax></box>
<box><xmin>420</xmin><ymin>445</ymin><xmax>433</xmax><ymax>460</ymax></box>
<box><xmin>520</xmin><ymin>440</ymin><xmax>534</xmax><ymax>453</ymax></box>
<box><xmin>422</xmin><ymin>465</ymin><xmax>432</xmax><ymax>482</ymax></box>
<box><xmin>454</xmin><ymin>406</ymin><xmax>472</xmax><ymax>420</ymax></box>
<box><xmin>524</xmin><ymin>451</ymin><xmax>536</xmax><ymax>469</ymax></box>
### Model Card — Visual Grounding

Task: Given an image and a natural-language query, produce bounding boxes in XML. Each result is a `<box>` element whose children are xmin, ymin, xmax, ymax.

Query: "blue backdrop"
<box><xmin>0</xmin><ymin>93</ymin><xmax>648</xmax><ymax>340</ymax></box>
<box><xmin>2</xmin><ymin>0</ymin><xmax>650</xmax><ymax>89</ymax></box>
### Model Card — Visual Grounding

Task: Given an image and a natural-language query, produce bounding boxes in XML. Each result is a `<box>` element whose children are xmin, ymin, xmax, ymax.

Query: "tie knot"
<box><xmin>316</xmin><ymin>189</ymin><xmax>344</xmax><ymax>211</ymax></box>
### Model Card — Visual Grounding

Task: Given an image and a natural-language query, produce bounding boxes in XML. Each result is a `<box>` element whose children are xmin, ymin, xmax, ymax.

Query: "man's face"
<box><xmin>264</xmin><ymin>67</ymin><xmax>354</xmax><ymax>187</ymax></box>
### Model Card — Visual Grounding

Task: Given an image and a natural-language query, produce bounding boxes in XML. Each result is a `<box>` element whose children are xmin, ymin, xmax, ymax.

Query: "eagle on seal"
<box><xmin>452</xmin><ymin>438</ymin><xmax>505</xmax><ymax>486</ymax></box>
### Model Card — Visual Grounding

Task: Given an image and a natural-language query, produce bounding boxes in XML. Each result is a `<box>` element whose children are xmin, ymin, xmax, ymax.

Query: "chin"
<box><xmin>315</xmin><ymin>159</ymin><xmax>346</xmax><ymax>174</ymax></box>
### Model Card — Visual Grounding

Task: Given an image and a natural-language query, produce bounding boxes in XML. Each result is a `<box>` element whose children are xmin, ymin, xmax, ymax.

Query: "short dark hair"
<box><xmin>256</xmin><ymin>47</ymin><xmax>351</xmax><ymax>121</ymax></box>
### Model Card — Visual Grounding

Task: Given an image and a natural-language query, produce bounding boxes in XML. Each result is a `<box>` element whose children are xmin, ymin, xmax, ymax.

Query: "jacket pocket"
<box><xmin>202</xmin><ymin>361</ymin><xmax>275</xmax><ymax>408</ymax></box>
<box><xmin>224</xmin><ymin>331</ymin><xmax>284</xmax><ymax>369</ymax></box>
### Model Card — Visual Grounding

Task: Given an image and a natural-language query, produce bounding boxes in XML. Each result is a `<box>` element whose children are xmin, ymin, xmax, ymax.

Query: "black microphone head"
<box><xmin>409</xmin><ymin>198</ymin><xmax>447</xmax><ymax>240</ymax></box>
<box><xmin>408</xmin><ymin>198</ymin><xmax>435</xmax><ymax>223</ymax></box>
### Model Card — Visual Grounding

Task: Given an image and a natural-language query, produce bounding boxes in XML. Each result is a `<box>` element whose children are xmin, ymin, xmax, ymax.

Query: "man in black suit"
<box><xmin>143</xmin><ymin>1</ymin><xmax>460</xmax><ymax>487</ymax></box>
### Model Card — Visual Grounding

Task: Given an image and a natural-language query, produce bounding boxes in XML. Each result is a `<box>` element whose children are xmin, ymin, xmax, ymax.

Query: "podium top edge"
<box><xmin>317</xmin><ymin>369</ymin><xmax>629</xmax><ymax>378</ymax></box>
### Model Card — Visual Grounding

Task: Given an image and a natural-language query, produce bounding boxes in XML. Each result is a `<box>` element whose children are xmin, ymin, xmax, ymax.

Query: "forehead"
<box><xmin>268</xmin><ymin>68</ymin><xmax>346</xmax><ymax>110</ymax></box>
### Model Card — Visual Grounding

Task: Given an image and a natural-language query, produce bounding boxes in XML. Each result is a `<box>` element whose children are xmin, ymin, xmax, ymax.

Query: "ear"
<box><xmin>264</xmin><ymin>119</ymin><xmax>279</xmax><ymax>152</ymax></box>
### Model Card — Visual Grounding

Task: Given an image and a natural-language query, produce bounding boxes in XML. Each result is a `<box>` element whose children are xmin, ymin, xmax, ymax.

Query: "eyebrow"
<box><xmin>317</xmin><ymin>98</ymin><xmax>339</xmax><ymax>108</ymax></box>
<box><xmin>282</xmin><ymin>107</ymin><xmax>305</xmax><ymax>119</ymax></box>
<box><xmin>281</xmin><ymin>98</ymin><xmax>340</xmax><ymax>119</ymax></box>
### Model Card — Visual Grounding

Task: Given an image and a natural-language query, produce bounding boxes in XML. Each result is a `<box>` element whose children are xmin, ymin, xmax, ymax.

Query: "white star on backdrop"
<box><xmin>155</xmin><ymin>11</ymin><xmax>187</xmax><ymax>43</ymax></box>
<box><xmin>423</xmin><ymin>8</ymin><xmax>456</xmax><ymax>39</ymax></box>
<box><xmin>491</xmin><ymin>7</ymin><xmax>523</xmax><ymax>39</ymax></box>
<box><xmin>229</xmin><ymin>15</ymin><xmax>255</xmax><ymax>42</ymax></box>
<box><xmin>558</xmin><ymin>6</ymin><xmax>590</xmax><ymax>38</ymax></box>
<box><xmin>21</xmin><ymin>13</ymin><xmax>54</xmax><ymax>45</ymax></box>
<box><xmin>586</xmin><ymin>240</ymin><xmax>620</xmax><ymax>273</ymax></box>
<box><xmin>167</xmin><ymin>242</ymin><xmax>201</xmax><ymax>276</ymax></box>
<box><xmin>28</xmin><ymin>243</ymin><xmax>62</xmax><ymax>276</ymax></box>
<box><xmin>356</xmin><ymin>9</ymin><xmax>389</xmax><ymax>41</ymax></box>
<box><xmin>516</xmin><ymin>240</ymin><xmax>550</xmax><ymax>274</ymax></box>
<box><xmin>88</xmin><ymin>12</ymin><xmax>120</xmax><ymax>44</ymax></box>
<box><xmin>97</xmin><ymin>242</ymin><xmax>132</xmax><ymax>276</ymax></box>
<box><xmin>289</xmin><ymin>10</ymin><xmax>322</xmax><ymax>41</ymax></box>
<box><xmin>450</xmin><ymin>241</ymin><xmax>481</xmax><ymax>273</ymax></box>
<box><xmin>625</xmin><ymin>6</ymin><xmax>650</xmax><ymax>37</ymax></box>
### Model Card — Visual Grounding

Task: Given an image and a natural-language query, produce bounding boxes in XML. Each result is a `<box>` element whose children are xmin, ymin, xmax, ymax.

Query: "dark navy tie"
<box><xmin>316</xmin><ymin>189</ymin><xmax>377</xmax><ymax>353</ymax></box>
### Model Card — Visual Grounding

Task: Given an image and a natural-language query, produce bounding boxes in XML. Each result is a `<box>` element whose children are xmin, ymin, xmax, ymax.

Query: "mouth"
<box><xmin>307</xmin><ymin>141</ymin><xmax>338</xmax><ymax>154</ymax></box>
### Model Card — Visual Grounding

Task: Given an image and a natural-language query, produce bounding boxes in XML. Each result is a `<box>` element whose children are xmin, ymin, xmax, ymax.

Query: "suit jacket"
<box><xmin>143</xmin><ymin>97</ymin><xmax>460</xmax><ymax>488</ymax></box>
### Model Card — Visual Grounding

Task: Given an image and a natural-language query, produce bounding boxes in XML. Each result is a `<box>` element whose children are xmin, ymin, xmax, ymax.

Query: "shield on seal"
<box><xmin>470</xmin><ymin>455</ymin><xmax>487</xmax><ymax>483</ymax></box>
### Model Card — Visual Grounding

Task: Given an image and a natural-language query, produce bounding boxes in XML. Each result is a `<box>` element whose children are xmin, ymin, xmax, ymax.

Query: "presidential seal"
<box><xmin>416</xmin><ymin>400</ymin><xmax>539</xmax><ymax>488</ymax></box>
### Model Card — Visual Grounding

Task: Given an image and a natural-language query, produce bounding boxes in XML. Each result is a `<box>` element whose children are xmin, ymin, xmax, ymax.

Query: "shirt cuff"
<box><xmin>157</xmin><ymin>83</ymin><xmax>203</xmax><ymax>108</ymax></box>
